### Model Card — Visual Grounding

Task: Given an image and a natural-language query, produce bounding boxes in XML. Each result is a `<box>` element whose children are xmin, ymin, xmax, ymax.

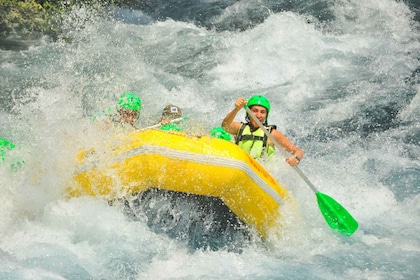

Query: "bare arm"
<box><xmin>271</xmin><ymin>129</ymin><xmax>304</xmax><ymax>166</ymax></box>
<box><xmin>221</xmin><ymin>97</ymin><xmax>247</xmax><ymax>135</ymax></box>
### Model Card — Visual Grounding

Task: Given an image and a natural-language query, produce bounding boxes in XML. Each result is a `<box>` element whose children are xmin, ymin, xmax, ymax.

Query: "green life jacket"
<box><xmin>235</xmin><ymin>123</ymin><xmax>275</xmax><ymax>158</ymax></box>
<box><xmin>160</xmin><ymin>123</ymin><xmax>182</xmax><ymax>131</ymax></box>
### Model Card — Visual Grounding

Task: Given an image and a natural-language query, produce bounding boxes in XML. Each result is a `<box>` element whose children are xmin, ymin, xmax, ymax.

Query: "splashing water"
<box><xmin>1</xmin><ymin>0</ymin><xmax>419</xmax><ymax>279</ymax></box>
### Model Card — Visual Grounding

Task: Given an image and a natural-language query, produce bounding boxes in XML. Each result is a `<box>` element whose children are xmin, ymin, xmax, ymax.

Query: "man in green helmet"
<box><xmin>103</xmin><ymin>92</ymin><xmax>142</xmax><ymax>129</ymax></box>
<box><xmin>222</xmin><ymin>96</ymin><xmax>303</xmax><ymax>166</ymax></box>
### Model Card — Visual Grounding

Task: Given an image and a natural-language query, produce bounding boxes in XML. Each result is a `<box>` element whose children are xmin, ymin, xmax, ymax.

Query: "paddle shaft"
<box><xmin>139</xmin><ymin>116</ymin><xmax>186</xmax><ymax>131</ymax></box>
<box><xmin>244</xmin><ymin>107</ymin><xmax>318</xmax><ymax>193</ymax></box>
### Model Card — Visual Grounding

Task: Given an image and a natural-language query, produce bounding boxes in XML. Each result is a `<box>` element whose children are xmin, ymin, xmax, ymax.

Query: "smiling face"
<box><xmin>248</xmin><ymin>105</ymin><xmax>268</xmax><ymax>126</ymax></box>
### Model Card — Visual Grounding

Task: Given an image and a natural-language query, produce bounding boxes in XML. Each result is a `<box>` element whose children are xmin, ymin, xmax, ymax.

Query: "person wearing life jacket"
<box><xmin>222</xmin><ymin>95</ymin><xmax>303</xmax><ymax>166</ymax></box>
<box><xmin>102</xmin><ymin>92</ymin><xmax>142</xmax><ymax>130</ymax></box>
<box><xmin>159</xmin><ymin>104</ymin><xmax>183</xmax><ymax>131</ymax></box>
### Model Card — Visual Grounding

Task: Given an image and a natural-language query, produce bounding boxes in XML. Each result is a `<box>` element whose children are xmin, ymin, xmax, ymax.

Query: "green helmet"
<box><xmin>210</xmin><ymin>127</ymin><xmax>231</xmax><ymax>141</ymax></box>
<box><xmin>118</xmin><ymin>92</ymin><xmax>142</xmax><ymax>111</ymax></box>
<box><xmin>246</xmin><ymin>95</ymin><xmax>270</xmax><ymax>122</ymax></box>
<box><xmin>0</xmin><ymin>138</ymin><xmax>15</xmax><ymax>149</ymax></box>
<box><xmin>0</xmin><ymin>138</ymin><xmax>16</xmax><ymax>162</ymax></box>
<box><xmin>246</xmin><ymin>95</ymin><xmax>270</xmax><ymax>113</ymax></box>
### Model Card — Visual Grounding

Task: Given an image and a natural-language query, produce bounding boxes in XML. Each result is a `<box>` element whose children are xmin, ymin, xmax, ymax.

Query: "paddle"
<box><xmin>139</xmin><ymin>116</ymin><xmax>188</xmax><ymax>130</ymax></box>
<box><xmin>244</xmin><ymin>106</ymin><xmax>358</xmax><ymax>236</ymax></box>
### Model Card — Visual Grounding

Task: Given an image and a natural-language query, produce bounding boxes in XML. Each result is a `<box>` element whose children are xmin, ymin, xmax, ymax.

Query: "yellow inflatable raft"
<box><xmin>68</xmin><ymin>129</ymin><xmax>291</xmax><ymax>237</ymax></box>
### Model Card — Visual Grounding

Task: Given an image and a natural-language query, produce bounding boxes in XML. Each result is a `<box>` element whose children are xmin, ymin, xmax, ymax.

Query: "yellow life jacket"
<box><xmin>235</xmin><ymin>123</ymin><xmax>275</xmax><ymax>158</ymax></box>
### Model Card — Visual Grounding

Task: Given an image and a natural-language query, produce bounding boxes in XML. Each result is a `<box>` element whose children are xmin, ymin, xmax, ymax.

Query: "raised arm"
<box><xmin>221</xmin><ymin>97</ymin><xmax>247</xmax><ymax>135</ymax></box>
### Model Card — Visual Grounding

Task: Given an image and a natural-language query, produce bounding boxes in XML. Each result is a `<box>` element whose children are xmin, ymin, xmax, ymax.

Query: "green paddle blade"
<box><xmin>316</xmin><ymin>192</ymin><xmax>358</xmax><ymax>236</ymax></box>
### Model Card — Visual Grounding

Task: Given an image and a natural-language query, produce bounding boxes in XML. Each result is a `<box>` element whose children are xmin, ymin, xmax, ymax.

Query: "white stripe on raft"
<box><xmin>77</xmin><ymin>144</ymin><xmax>285</xmax><ymax>206</ymax></box>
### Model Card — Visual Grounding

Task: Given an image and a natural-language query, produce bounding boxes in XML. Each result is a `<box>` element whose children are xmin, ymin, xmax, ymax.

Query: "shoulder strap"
<box><xmin>260</xmin><ymin>125</ymin><xmax>275</xmax><ymax>157</ymax></box>
<box><xmin>262</xmin><ymin>125</ymin><xmax>275</xmax><ymax>146</ymax></box>
<box><xmin>235</xmin><ymin>123</ymin><xmax>248</xmax><ymax>144</ymax></box>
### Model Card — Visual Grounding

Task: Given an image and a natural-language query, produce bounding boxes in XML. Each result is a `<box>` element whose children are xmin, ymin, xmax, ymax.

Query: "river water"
<box><xmin>0</xmin><ymin>0</ymin><xmax>419</xmax><ymax>279</ymax></box>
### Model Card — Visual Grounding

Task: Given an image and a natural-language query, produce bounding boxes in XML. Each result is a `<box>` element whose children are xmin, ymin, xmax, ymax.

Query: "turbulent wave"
<box><xmin>0</xmin><ymin>0</ymin><xmax>419</xmax><ymax>279</ymax></box>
